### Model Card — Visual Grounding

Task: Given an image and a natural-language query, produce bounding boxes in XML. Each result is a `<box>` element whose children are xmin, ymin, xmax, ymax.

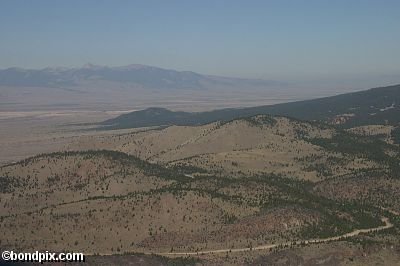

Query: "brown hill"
<box><xmin>67</xmin><ymin>115</ymin><xmax>378</xmax><ymax>181</ymax></box>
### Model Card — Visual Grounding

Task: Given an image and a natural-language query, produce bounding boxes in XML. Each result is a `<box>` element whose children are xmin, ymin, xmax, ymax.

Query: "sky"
<box><xmin>0</xmin><ymin>0</ymin><xmax>399</xmax><ymax>87</ymax></box>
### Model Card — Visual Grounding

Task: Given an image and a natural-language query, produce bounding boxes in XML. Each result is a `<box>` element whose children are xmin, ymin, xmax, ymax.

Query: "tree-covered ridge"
<box><xmin>391</xmin><ymin>126</ymin><xmax>400</xmax><ymax>144</ymax></box>
<box><xmin>1</xmin><ymin>150</ymin><xmax>189</xmax><ymax>182</ymax></box>
<box><xmin>307</xmin><ymin>131</ymin><xmax>400</xmax><ymax>178</ymax></box>
<box><xmin>102</xmin><ymin>84</ymin><xmax>400</xmax><ymax>129</ymax></box>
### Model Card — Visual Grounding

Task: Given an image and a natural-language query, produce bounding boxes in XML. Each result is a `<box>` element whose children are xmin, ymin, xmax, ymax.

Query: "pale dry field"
<box><xmin>0</xmin><ymin>109</ymin><xmax>139</xmax><ymax>166</ymax></box>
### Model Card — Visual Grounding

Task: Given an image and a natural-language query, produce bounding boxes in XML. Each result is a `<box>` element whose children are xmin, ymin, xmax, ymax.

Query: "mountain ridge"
<box><xmin>0</xmin><ymin>64</ymin><xmax>282</xmax><ymax>89</ymax></box>
<box><xmin>102</xmin><ymin>84</ymin><xmax>400</xmax><ymax>129</ymax></box>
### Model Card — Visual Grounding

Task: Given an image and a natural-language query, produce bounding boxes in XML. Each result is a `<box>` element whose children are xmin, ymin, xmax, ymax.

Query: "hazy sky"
<box><xmin>1</xmin><ymin>0</ymin><xmax>399</xmax><ymax>85</ymax></box>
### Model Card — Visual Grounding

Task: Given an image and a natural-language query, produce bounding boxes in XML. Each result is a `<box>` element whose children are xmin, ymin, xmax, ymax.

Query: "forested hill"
<box><xmin>102</xmin><ymin>84</ymin><xmax>400</xmax><ymax>129</ymax></box>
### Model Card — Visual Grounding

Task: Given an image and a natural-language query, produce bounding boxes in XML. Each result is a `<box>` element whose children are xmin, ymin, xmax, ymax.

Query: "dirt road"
<box><xmin>156</xmin><ymin>216</ymin><xmax>393</xmax><ymax>256</ymax></box>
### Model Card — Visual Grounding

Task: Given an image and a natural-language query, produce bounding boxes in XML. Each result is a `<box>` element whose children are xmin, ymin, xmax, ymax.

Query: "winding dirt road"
<box><xmin>156</xmin><ymin>216</ymin><xmax>394</xmax><ymax>256</ymax></box>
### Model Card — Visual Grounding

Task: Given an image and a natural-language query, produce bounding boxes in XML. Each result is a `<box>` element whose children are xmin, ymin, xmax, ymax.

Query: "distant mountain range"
<box><xmin>0</xmin><ymin>64</ymin><xmax>283</xmax><ymax>89</ymax></box>
<box><xmin>102</xmin><ymin>84</ymin><xmax>400</xmax><ymax>129</ymax></box>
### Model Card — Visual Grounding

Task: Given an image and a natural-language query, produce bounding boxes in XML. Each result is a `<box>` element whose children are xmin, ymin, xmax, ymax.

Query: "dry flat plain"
<box><xmin>1</xmin><ymin>111</ymin><xmax>400</xmax><ymax>265</ymax></box>
<box><xmin>0</xmin><ymin>110</ymin><xmax>140</xmax><ymax>165</ymax></box>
